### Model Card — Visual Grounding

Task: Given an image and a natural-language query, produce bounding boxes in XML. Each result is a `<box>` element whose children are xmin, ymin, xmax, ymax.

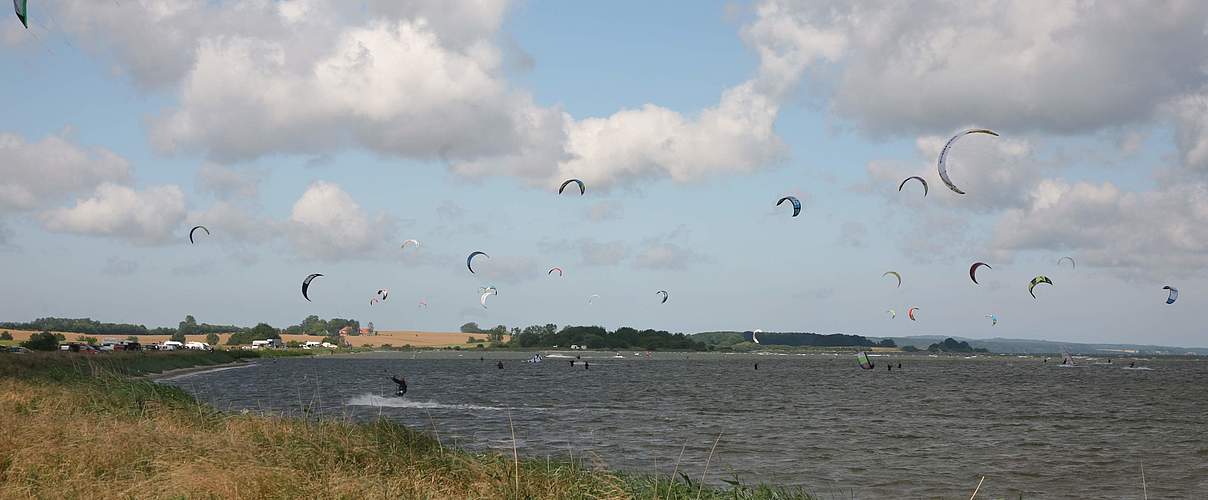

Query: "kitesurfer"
<box><xmin>897</xmin><ymin>363</ymin><xmax>901</xmax><ymax>369</ymax></box>
<box><xmin>1129</xmin><ymin>361</ymin><xmax>1135</xmax><ymax>368</ymax></box>
<box><xmin>570</xmin><ymin>360</ymin><xmax>575</xmax><ymax>366</ymax></box>
<box><xmin>390</xmin><ymin>375</ymin><xmax>407</xmax><ymax>397</ymax></box>
<box><xmin>754</xmin><ymin>363</ymin><xmax>759</xmax><ymax>370</ymax></box>
<box><xmin>584</xmin><ymin>362</ymin><xmax>590</xmax><ymax>370</ymax></box>
<box><xmin>887</xmin><ymin>364</ymin><xmax>892</xmax><ymax>372</ymax></box>
<box><xmin>497</xmin><ymin>361</ymin><xmax>504</xmax><ymax>369</ymax></box>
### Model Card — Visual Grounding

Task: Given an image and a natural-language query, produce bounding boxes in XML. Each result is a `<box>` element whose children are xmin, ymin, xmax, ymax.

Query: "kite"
<box><xmin>986</xmin><ymin>314</ymin><xmax>998</xmax><ymax>326</ymax></box>
<box><xmin>1028</xmin><ymin>275</ymin><xmax>1053</xmax><ymax>299</ymax></box>
<box><xmin>548</xmin><ymin>267</ymin><xmax>563</xmax><ymax>277</ymax></box>
<box><xmin>480</xmin><ymin>289</ymin><xmax>497</xmax><ymax>309</ymax></box>
<box><xmin>656</xmin><ymin>290</ymin><xmax>669</xmax><ymax>304</ymax></box>
<box><xmin>587</xmin><ymin>294</ymin><xmax>600</xmax><ymax>304</ymax></box>
<box><xmin>13</xmin><ymin>0</ymin><xmax>27</xmax><ymax>29</ymax></box>
<box><xmin>188</xmin><ymin>225</ymin><xmax>210</xmax><ymax>245</ymax></box>
<box><xmin>908</xmin><ymin>307</ymin><xmax>920</xmax><ymax>321</ymax></box>
<box><xmin>938</xmin><ymin>128</ymin><xmax>999</xmax><ymax>195</ymax></box>
<box><xmin>370</xmin><ymin>289</ymin><xmax>389</xmax><ymax>305</ymax></box>
<box><xmin>856</xmin><ymin>351</ymin><xmax>874</xmax><ymax>370</ymax></box>
<box><xmin>558</xmin><ymin>179</ymin><xmax>585</xmax><ymax>195</ymax></box>
<box><xmin>467</xmin><ymin>251</ymin><xmax>489</xmax><ymax>274</ymax></box>
<box><xmin>883</xmin><ymin>271</ymin><xmax>902</xmax><ymax>288</ymax></box>
<box><xmin>969</xmin><ymin>262</ymin><xmax>991</xmax><ymax>284</ymax></box>
<box><xmin>401</xmin><ymin>239</ymin><xmax>420</xmax><ymax>250</ymax></box>
<box><xmin>1163</xmin><ymin>286</ymin><xmax>1178</xmax><ymax>305</ymax></box>
<box><xmin>1058</xmin><ymin>256</ymin><xmax>1076</xmax><ymax>269</ymax></box>
<box><xmin>301</xmin><ymin>274</ymin><xmax>323</xmax><ymax>302</ymax></box>
<box><xmin>898</xmin><ymin>176</ymin><xmax>928</xmax><ymax>197</ymax></box>
<box><xmin>886</xmin><ymin>309</ymin><xmax>896</xmax><ymax>319</ymax></box>
<box><xmin>752</xmin><ymin>330</ymin><xmax>761</xmax><ymax>344</ymax></box>
<box><xmin>776</xmin><ymin>196</ymin><xmax>801</xmax><ymax>217</ymax></box>
<box><xmin>418</xmin><ymin>299</ymin><xmax>428</xmax><ymax>308</ymax></box>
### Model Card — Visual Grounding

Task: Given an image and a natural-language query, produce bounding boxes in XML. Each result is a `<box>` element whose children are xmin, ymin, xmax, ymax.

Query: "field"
<box><xmin>0</xmin><ymin>329</ymin><xmax>506</xmax><ymax>348</ymax></box>
<box><xmin>0</xmin><ymin>351</ymin><xmax>810</xmax><ymax>499</ymax></box>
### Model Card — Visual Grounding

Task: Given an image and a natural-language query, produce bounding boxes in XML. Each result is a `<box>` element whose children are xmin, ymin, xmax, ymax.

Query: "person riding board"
<box><xmin>391</xmin><ymin>375</ymin><xmax>407</xmax><ymax>397</ymax></box>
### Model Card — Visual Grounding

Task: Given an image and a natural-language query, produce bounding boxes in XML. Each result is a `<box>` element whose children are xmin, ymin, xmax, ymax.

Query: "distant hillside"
<box><xmin>883</xmin><ymin>335</ymin><xmax>1208</xmax><ymax>355</ymax></box>
<box><xmin>694</xmin><ymin>331</ymin><xmax>888</xmax><ymax>348</ymax></box>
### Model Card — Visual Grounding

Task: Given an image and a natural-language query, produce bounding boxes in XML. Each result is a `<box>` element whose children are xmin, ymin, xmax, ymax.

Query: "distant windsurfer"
<box><xmin>390</xmin><ymin>375</ymin><xmax>407</xmax><ymax>397</ymax></box>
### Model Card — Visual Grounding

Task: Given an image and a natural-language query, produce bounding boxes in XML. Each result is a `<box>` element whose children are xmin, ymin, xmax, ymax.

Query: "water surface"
<box><xmin>161</xmin><ymin>351</ymin><xmax>1208</xmax><ymax>498</ymax></box>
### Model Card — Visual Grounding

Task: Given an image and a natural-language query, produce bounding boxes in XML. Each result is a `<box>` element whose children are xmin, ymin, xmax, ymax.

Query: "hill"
<box><xmin>882</xmin><ymin>335</ymin><xmax>1208</xmax><ymax>355</ymax></box>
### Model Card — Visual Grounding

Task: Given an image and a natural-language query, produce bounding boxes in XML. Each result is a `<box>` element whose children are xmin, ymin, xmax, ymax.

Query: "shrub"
<box><xmin>1</xmin><ymin>331</ymin><xmax>13</xmax><ymax>341</ymax></box>
<box><xmin>21</xmin><ymin>331</ymin><xmax>60</xmax><ymax>351</ymax></box>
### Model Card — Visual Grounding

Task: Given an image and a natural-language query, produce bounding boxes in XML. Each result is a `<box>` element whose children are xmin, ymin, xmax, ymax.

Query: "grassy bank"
<box><xmin>0</xmin><ymin>352</ymin><xmax>811</xmax><ymax>499</ymax></box>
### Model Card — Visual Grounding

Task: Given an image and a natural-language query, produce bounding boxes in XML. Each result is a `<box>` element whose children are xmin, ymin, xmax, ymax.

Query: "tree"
<box><xmin>126</xmin><ymin>335</ymin><xmax>139</xmax><ymax>343</ymax></box>
<box><xmin>251</xmin><ymin>323</ymin><xmax>279</xmax><ymax>340</ymax></box>
<box><xmin>467</xmin><ymin>336</ymin><xmax>478</xmax><ymax>344</ymax></box>
<box><xmin>21</xmin><ymin>331</ymin><xmax>59</xmax><ymax>351</ymax></box>
<box><xmin>0</xmin><ymin>331</ymin><xmax>13</xmax><ymax>341</ymax></box>
<box><xmin>877</xmin><ymin>338</ymin><xmax>897</xmax><ymax>348</ymax></box>
<box><xmin>170</xmin><ymin>330</ymin><xmax>186</xmax><ymax>343</ymax></box>
<box><xmin>77</xmin><ymin>336</ymin><xmax>99</xmax><ymax>344</ymax></box>
<box><xmin>205</xmin><ymin>332</ymin><xmax>220</xmax><ymax>345</ymax></box>
<box><xmin>460</xmin><ymin>322</ymin><xmax>482</xmax><ymax>333</ymax></box>
<box><xmin>178</xmin><ymin>315</ymin><xmax>199</xmax><ymax>336</ymax></box>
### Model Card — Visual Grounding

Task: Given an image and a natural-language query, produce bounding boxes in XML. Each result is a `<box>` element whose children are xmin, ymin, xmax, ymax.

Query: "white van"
<box><xmin>160</xmin><ymin>340</ymin><xmax>184</xmax><ymax>351</ymax></box>
<box><xmin>185</xmin><ymin>341</ymin><xmax>212</xmax><ymax>351</ymax></box>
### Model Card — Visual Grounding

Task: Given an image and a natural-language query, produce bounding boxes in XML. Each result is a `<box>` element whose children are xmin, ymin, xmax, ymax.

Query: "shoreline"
<box><xmin>145</xmin><ymin>359</ymin><xmax>254</xmax><ymax>381</ymax></box>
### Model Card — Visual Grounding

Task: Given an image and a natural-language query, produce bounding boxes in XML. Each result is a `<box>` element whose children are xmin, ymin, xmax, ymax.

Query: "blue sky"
<box><xmin>2</xmin><ymin>1</ymin><xmax>1207</xmax><ymax>347</ymax></box>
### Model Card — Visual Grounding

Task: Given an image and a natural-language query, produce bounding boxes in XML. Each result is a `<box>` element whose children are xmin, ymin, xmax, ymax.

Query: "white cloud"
<box><xmin>747</xmin><ymin>1</ymin><xmax>1208</xmax><ymax>136</ymax></box>
<box><xmin>287</xmin><ymin>181</ymin><xmax>394</xmax><ymax>260</ymax></box>
<box><xmin>632</xmin><ymin>230</ymin><xmax>707</xmax><ymax>270</ymax></box>
<box><xmin>990</xmin><ymin>180</ymin><xmax>1208</xmax><ymax>277</ymax></box>
<box><xmin>0</xmin><ymin>131</ymin><xmax>130</xmax><ymax>212</ymax></box>
<box><xmin>189</xmin><ymin>201</ymin><xmax>279</xmax><ymax>244</ymax></box>
<box><xmin>39</xmin><ymin>183</ymin><xmax>187</xmax><ymax>244</ymax></box>
<box><xmin>196</xmin><ymin>163</ymin><xmax>262</xmax><ymax>200</ymax></box>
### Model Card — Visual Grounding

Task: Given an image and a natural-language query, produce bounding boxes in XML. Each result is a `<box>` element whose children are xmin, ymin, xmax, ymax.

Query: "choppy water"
<box><xmin>160</xmin><ymin>351</ymin><xmax>1208</xmax><ymax>498</ymax></box>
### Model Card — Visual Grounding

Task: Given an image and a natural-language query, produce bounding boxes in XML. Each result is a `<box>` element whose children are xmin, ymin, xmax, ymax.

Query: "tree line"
<box><xmin>507</xmin><ymin>324</ymin><xmax>706</xmax><ymax>351</ymax></box>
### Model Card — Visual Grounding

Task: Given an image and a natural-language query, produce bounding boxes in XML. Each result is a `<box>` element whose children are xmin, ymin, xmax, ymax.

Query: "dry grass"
<box><xmin>0</xmin><ymin>353</ymin><xmax>812</xmax><ymax>499</ymax></box>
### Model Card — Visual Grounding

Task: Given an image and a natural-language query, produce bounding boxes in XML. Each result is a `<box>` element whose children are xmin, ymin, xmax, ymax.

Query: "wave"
<box><xmin>346</xmin><ymin>394</ymin><xmax>502</xmax><ymax>411</ymax></box>
<box><xmin>1122</xmin><ymin>367</ymin><xmax>1154</xmax><ymax>371</ymax></box>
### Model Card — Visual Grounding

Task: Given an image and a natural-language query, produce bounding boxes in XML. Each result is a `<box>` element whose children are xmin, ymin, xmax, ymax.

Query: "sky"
<box><xmin>2</xmin><ymin>1</ymin><xmax>1208</xmax><ymax>347</ymax></box>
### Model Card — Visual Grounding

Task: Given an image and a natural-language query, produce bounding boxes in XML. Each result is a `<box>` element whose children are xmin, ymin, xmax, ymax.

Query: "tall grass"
<box><xmin>0</xmin><ymin>352</ymin><xmax>813</xmax><ymax>499</ymax></box>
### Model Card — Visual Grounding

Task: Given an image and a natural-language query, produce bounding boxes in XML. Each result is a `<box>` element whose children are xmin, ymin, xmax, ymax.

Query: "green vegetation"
<box><xmin>0</xmin><ymin>331</ymin><xmax>12</xmax><ymax>341</ymax></box>
<box><xmin>76</xmin><ymin>335</ymin><xmax>99</xmax><ymax>344</ymax></box>
<box><xmin>509</xmin><ymin>324</ymin><xmax>706</xmax><ymax>350</ymax></box>
<box><xmin>693</xmin><ymin>331</ymin><xmax>890</xmax><ymax>349</ymax></box>
<box><xmin>0</xmin><ymin>351</ymin><xmax>813</xmax><ymax>499</ymax></box>
<box><xmin>927</xmin><ymin>338</ymin><xmax>985</xmax><ymax>352</ymax></box>
<box><xmin>283</xmin><ymin>315</ymin><xmax>361</xmax><ymax>336</ymax></box>
<box><xmin>20</xmin><ymin>331</ymin><xmax>60</xmax><ymax>351</ymax></box>
<box><xmin>0</xmin><ymin>316</ymin><xmax>243</xmax><ymax>338</ymax></box>
<box><xmin>226</xmin><ymin>322</ymin><xmax>281</xmax><ymax>345</ymax></box>
<box><xmin>460</xmin><ymin>322</ymin><xmax>507</xmax><ymax>342</ymax></box>
<box><xmin>693</xmin><ymin>331</ymin><xmax>747</xmax><ymax>347</ymax></box>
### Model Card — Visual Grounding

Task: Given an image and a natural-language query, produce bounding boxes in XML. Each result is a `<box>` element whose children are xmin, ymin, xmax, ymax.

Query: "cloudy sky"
<box><xmin>3</xmin><ymin>0</ymin><xmax>1207</xmax><ymax>347</ymax></box>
